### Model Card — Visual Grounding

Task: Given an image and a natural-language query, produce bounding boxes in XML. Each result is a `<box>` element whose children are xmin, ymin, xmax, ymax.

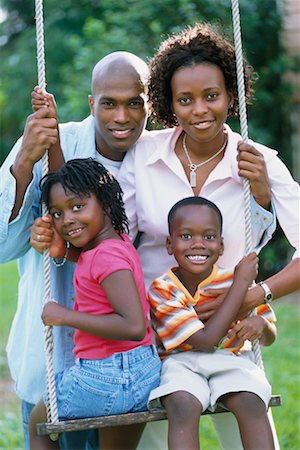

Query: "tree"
<box><xmin>0</xmin><ymin>0</ymin><xmax>296</xmax><ymax>277</ymax></box>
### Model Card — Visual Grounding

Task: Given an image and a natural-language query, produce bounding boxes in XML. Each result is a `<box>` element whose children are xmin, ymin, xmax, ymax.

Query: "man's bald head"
<box><xmin>91</xmin><ymin>51</ymin><xmax>148</xmax><ymax>95</ymax></box>
<box><xmin>88</xmin><ymin>51</ymin><xmax>149</xmax><ymax>161</ymax></box>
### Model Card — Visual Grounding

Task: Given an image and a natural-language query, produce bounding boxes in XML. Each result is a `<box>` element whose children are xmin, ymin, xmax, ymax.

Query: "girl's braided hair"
<box><xmin>148</xmin><ymin>22</ymin><xmax>257</xmax><ymax>127</ymax></box>
<box><xmin>40</xmin><ymin>158</ymin><xmax>129</xmax><ymax>235</ymax></box>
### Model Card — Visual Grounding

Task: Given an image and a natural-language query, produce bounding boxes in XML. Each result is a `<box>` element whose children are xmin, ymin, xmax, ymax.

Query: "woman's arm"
<box><xmin>227</xmin><ymin>315</ymin><xmax>277</xmax><ymax>347</ymax></box>
<box><xmin>184</xmin><ymin>253</ymin><xmax>258</xmax><ymax>352</ymax></box>
<box><xmin>238</xmin><ymin>258</ymin><xmax>300</xmax><ymax>317</ymax></box>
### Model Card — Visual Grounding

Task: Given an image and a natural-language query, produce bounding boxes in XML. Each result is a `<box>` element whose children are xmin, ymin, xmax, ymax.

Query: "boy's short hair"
<box><xmin>168</xmin><ymin>197</ymin><xmax>223</xmax><ymax>234</ymax></box>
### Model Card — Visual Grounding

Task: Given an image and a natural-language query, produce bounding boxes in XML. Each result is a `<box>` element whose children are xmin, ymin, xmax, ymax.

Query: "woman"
<box><xmin>118</xmin><ymin>22</ymin><xmax>299</xmax><ymax>449</ymax></box>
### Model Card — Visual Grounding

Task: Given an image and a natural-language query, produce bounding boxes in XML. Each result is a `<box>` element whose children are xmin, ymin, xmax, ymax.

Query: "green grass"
<box><xmin>0</xmin><ymin>261</ymin><xmax>299</xmax><ymax>449</ymax></box>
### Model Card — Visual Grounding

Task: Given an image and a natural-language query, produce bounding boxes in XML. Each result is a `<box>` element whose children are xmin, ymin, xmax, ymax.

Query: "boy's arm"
<box><xmin>185</xmin><ymin>254</ymin><xmax>257</xmax><ymax>352</ymax></box>
<box><xmin>150</xmin><ymin>253</ymin><xmax>258</xmax><ymax>353</ymax></box>
<box><xmin>9</xmin><ymin>108</ymin><xmax>58</xmax><ymax>222</ymax></box>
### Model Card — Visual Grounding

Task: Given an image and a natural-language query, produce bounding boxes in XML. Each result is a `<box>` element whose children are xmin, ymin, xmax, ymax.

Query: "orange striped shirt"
<box><xmin>148</xmin><ymin>265</ymin><xmax>276</xmax><ymax>358</ymax></box>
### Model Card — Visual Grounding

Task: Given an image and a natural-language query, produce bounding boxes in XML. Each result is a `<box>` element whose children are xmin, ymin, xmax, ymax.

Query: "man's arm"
<box><xmin>9</xmin><ymin>107</ymin><xmax>58</xmax><ymax>221</ymax></box>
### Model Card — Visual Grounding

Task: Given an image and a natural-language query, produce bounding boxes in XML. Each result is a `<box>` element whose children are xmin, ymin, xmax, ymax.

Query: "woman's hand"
<box><xmin>227</xmin><ymin>316</ymin><xmax>265</xmax><ymax>342</ymax></box>
<box><xmin>30</xmin><ymin>215</ymin><xmax>66</xmax><ymax>258</ymax></box>
<box><xmin>237</xmin><ymin>141</ymin><xmax>271</xmax><ymax>210</ymax></box>
<box><xmin>194</xmin><ymin>288</ymin><xmax>228</xmax><ymax>321</ymax></box>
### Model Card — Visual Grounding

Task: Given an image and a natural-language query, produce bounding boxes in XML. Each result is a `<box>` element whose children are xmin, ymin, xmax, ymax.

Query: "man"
<box><xmin>0</xmin><ymin>51</ymin><xmax>149</xmax><ymax>450</ymax></box>
<box><xmin>0</xmin><ymin>50</ymin><xmax>276</xmax><ymax>450</ymax></box>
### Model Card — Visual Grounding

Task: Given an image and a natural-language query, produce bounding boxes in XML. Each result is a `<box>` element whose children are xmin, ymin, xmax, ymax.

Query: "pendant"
<box><xmin>190</xmin><ymin>170</ymin><xmax>197</xmax><ymax>187</ymax></box>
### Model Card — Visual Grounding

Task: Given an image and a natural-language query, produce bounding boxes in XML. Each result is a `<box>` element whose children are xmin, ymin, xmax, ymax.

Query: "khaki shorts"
<box><xmin>148</xmin><ymin>349</ymin><xmax>271</xmax><ymax>412</ymax></box>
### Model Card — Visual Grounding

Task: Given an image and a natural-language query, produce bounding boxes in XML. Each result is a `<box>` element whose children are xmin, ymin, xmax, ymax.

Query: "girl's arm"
<box><xmin>42</xmin><ymin>270</ymin><xmax>147</xmax><ymax>341</ymax></box>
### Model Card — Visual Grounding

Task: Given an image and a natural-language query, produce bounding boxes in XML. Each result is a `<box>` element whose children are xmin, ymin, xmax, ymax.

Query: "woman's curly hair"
<box><xmin>40</xmin><ymin>158</ymin><xmax>129</xmax><ymax>235</ymax></box>
<box><xmin>148</xmin><ymin>22</ymin><xmax>257</xmax><ymax>127</ymax></box>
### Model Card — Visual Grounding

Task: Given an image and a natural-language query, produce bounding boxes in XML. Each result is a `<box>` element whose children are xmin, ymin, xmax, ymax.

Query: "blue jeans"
<box><xmin>21</xmin><ymin>400</ymin><xmax>98</xmax><ymax>450</ymax></box>
<box><xmin>49</xmin><ymin>345</ymin><xmax>161</xmax><ymax>420</ymax></box>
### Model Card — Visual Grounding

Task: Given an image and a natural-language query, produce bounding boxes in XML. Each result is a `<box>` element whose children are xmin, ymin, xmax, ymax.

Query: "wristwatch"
<box><xmin>258</xmin><ymin>281</ymin><xmax>273</xmax><ymax>304</ymax></box>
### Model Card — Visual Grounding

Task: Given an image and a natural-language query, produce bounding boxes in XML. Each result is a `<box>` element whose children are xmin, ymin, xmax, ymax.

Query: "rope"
<box><xmin>231</xmin><ymin>0</ymin><xmax>264</xmax><ymax>370</ymax></box>
<box><xmin>35</xmin><ymin>0</ymin><xmax>59</xmax><ymax>427</ymax></box>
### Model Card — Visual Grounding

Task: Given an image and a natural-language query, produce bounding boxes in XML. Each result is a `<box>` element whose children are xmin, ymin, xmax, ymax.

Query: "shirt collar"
<box><xmin>167</xmin><ymin>264</ymin><xmax>219</xmax><ymax>305</ymax></box>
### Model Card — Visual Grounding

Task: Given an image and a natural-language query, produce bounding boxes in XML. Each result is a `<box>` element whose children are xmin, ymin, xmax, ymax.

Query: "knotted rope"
<box><xmin>231</xmin><ymin>0</ymin><xmax>264</xmax><ymax>370</ymax></box>
<box><xmin>35</xmin><ymin>0</ymin><xmax>59</xmax><ymax>427</ymax></box>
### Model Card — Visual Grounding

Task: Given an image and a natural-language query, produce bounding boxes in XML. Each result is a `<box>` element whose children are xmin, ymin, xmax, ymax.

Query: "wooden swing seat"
<box><xmin>37</xmin><ymin>394</ymin><xmax>281</xmax><ymax>435</ymax></box>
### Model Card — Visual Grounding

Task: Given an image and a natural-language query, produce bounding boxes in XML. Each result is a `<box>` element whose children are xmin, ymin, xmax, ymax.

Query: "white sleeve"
<box><xmin>268</xmin><ymin>155</ymin><xmax>300</xmax><ymax>258</ymax></box>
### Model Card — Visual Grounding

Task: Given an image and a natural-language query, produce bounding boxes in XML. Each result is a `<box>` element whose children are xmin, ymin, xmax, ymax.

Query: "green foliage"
<box><xmin>0</xmin><ymin>0</ymin><xmax>293</xmax><ymax>162</ymax></box>
<box><xmin>0</xmin><ymin>0</ymin><xmax>296</xmax><ymax>274</ymax></box>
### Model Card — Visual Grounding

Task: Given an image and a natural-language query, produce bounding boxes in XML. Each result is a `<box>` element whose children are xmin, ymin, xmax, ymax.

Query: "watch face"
<box><xmin>266</xmin><ymin>292</ymin><xmax>273</xmax><ymax>302</ymax></box>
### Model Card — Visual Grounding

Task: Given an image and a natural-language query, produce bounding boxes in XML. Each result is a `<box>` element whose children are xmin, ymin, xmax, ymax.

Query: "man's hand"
<box><xmin>13</xmin><ymin>107</ymin><xmax>58</xmax><ymax>171</ymax></box>
<box><xmin>31</xmin><ymin>85</ymin><xmax>58</xmax><ymax>119</ymax></box>
<box><xmin>30</xmin><ymin>215</ymin><xmax>66</xmax><ymax>258</ymax></box>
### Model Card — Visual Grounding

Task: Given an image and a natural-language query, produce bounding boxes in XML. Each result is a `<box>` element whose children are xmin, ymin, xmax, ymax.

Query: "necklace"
<box><xmin>182</xmin><ymin>133</ymin><xmax>228</xmax><ymax>187</ymax></box>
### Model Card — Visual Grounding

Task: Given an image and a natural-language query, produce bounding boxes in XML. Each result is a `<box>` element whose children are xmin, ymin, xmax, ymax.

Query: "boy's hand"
<box><xmin>234</xmin><ymin>252</ymin><xmax>259</xmax><ymax>286</ymax></box>
<box><xmin>32</xmin><ymin>85</ymin><xmax>58</xmax><ymax>120</ymax></box>
<box><xmin>30</xmin><ymin>215</ymin><xmax>66</xmax><ymax>258</ymax></box>
<box><xmin>42</xmin><ymin>301</ymin><xmax>69</xmax><ymax>327</ymax></box>
<box><xmin>237</xmin><ymin>141</ymin><xmax>271</xmax><ymax>210</ymax></box>
<box><xmin>227</xmin><ymin>316</ymin><xmax>267</xmax><ymax>342</ymax></box>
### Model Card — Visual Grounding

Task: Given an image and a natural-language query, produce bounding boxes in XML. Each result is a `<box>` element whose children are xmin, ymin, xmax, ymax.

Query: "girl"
<box><xmin>29</xmin><ymin>158</ymin><xmax>161</xmax><ymax>450</ymax></box>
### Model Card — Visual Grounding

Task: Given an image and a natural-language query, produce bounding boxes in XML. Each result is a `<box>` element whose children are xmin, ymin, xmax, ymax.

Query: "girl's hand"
<box><xmin>42</xmin><ymin>301</ymin><xmax>70</xmax><ymax>327</ymax></box>
<box><xmin>30</xmin><ymin>215</ymin><xmax>66</xmax><ymax>258</ymax></box>
<box><xmin>237</xmin><ymin>141</ymin><xmax>271</xmax><ymax>210</ymax></box>
<box><xmin>31</xmin><ymin>86</ymin><xmax>58</xmax><ymax>120</ymax></box>
<box><xmin>227</xmin><ymin>316</ymin><xmax>266</xmax><ymax>342</ymax></box>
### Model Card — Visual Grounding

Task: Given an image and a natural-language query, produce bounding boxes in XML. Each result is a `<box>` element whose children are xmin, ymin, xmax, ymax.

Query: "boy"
<box><xmin>148</xmin><ymin>196</ymin><xmax>276</xmax><ymax>450</ymax></box>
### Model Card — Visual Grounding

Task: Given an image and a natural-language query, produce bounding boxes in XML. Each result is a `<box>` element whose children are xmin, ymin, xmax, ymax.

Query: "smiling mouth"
<box><xmin>110</xmin><ymin>129</ymin><xmax>133</xmax><ymax>138</ymax></box>
<box><xmin>187</xmin><ymin>255</ymin><xmax>208</xmax><ymax>262</ymax></box>
<box><xmin>66</xmin><ymin>227</ymin><xmax>83</xmax><ymax>237</ymax></box>
<box><xmin>192</xmin><ymin>121</ymin><xmax>214</xmax><ymax>129</ymax></box>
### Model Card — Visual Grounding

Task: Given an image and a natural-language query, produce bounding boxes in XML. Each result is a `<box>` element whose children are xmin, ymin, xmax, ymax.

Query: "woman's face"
<box><xmin>171</xmin><ymin>62</ymin><xmax>233</xmax><ymax>147</ymax></box>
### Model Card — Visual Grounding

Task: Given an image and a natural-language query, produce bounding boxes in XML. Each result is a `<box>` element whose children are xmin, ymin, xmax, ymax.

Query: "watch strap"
<box><xmin>258</xmin><ymin>281</ymin><xmax>273</xmax><ymax>303</ymax></box>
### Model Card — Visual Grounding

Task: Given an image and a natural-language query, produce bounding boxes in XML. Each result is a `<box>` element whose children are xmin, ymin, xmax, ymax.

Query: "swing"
<box><xmin>35</xmin><ymin>0</ymin><xmax>281</xmax><ymax>439</ymax></box>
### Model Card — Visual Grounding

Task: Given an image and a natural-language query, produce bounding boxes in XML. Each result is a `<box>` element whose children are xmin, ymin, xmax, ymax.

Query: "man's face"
<box><xmin>89</xmin><ymin>67</ymin><xmax>148</xmax><ymax>161</ymax></box>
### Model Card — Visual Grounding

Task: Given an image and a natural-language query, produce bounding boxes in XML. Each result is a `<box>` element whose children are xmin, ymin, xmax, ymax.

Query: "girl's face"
<box><xmin>171</xmin><ymin>62</ymin><xmax>233</xmax><ymax>149</ymax></box>
<box><xmin>49</xmin><ymin>183</ymin><xmax>108</xmax><ymax>250</ymax></box>
<box><xmin>166</xmin><ymin>204</ymin><xmax>224</xmax><ymax>284</ymax></box>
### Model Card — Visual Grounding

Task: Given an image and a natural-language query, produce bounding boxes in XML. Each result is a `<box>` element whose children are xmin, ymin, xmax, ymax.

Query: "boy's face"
<box><xmin>166</xmin><ymin>204</ymin><xmax>224</xmax><ymax>281</ymax></box>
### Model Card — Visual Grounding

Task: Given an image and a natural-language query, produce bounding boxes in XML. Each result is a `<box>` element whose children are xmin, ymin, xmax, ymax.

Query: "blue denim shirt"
<box><xmin>0</xmin><ymin>116</ymin><xmax>275</xmax><ymax>404</ymax></box>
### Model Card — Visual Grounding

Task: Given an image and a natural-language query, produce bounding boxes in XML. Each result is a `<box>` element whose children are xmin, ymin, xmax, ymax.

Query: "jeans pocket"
<box><xmin>63</xmin><ymin>375</ymin><xmax>119</xmax><ymax>419</ymax></box>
